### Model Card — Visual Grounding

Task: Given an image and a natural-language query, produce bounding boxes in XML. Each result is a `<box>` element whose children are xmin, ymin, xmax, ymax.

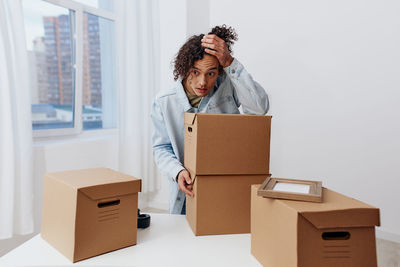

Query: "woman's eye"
<box><xmin>193</xmin><ymin>70</ymin><xmax>199</xmax><ymax>75</ymax></box>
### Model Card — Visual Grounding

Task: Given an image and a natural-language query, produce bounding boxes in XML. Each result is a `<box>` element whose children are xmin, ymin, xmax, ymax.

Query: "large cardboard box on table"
<box><xmin>41</xmin><ymin>168</ymin><xmax>141</xmax><ymax>262</ymax></box>
<box><xmin>184</xmin><ymin>113</ymin><xmax>272</xmax><ymax>175</ymax></box>
<box><xmin>251</xmin><ymin>184</ymin><xmax>380</xmax><ymax>267</ymax></box>
<box><xmin>184</xmin><ymin>113</ymin><xmax>272</xmax><ymax>236</ymax></box>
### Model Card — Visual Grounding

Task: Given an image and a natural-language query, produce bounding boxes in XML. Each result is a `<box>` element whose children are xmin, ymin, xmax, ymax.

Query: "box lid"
<box><xmin>279</xmin><ymin>188</ymin><xmax>380</xmax><ymax>229</ymax></box>
<box><xmin>300</xmin><ymin>208</ymin><xmax>380</xmax><ymax>229</ymax></box>
<box><xmin>46</xmin><ymin>168</ymin><xmax>141</xmax><ymax>200</ymax></box>
<box><xmin>184</xmin><ymin>112</ymin><xmax>197</xmax><ymax>125</ymax></box>
<box><xmin>79</xmin><ymin>180</ymin><xmax>141</xmax><ymax>200</ymax></box>
<box><xmin>184</xmin><ymin>113</ymin><xmax>270</xmax><ymax>126</ymax></box>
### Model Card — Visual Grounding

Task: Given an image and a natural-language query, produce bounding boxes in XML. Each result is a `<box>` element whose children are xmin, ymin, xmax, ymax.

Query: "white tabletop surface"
<box><xmin>0</xmin><ymin>213</ymin><xmax>262</xmax><ymax>267</ymax></box>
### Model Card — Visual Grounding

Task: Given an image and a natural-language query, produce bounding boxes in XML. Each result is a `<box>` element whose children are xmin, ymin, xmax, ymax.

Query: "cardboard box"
<box><xmin>184</xmin><ymin>113</ymin><xmax>272</xmax><ymax>175</ymax></box>
<box><xmin>186</xmin><ymin>173</ymin><xmax>269</xmax><ymax>236</ymax></box>
<box><xmin>184</xmin><ymin>113</ymin><xmax>272</xmax><ymax>235</ymax></box>
<box><xmin>251</xmin><ymin>184</ymin><xmax>380</xmax><ymax>267</ymax></box>
<box><xmin>41</xmin><ymin>168</ymin><xmax>141</xmax><ymax>262</ymax></box>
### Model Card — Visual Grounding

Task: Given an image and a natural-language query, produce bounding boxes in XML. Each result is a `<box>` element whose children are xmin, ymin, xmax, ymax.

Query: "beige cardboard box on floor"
<box><xmin>184</xmin><ymin>113</ymin><xmax>272</xmax><ymax>236</ymax></box>
<box><xmin>184</xmin><ymin>113</ymin><xmax>272</xmax><ymax>175</ymax></box>
<box><xmin>41</xmin><ymin>168</ymin><xmax>141</xmax><ymax>262</ymax></box>
<box><xmin>251</xmin><ymin>184</ymin><xmax>380</xmax><ymax>267</ymax></box>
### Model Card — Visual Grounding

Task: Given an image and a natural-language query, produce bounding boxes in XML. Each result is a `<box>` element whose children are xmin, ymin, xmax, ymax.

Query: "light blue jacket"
<box><xmin>151</xmin><ymin>58</ymin><xmax>269</xmax><ymax>214</ymax></box>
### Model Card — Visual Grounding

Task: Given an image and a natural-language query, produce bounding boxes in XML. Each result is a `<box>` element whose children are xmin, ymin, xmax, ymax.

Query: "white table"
<box><xmin>0</xmin><ymin>213</ymin><xmax>262</xmax><ymax>267</ymax></box>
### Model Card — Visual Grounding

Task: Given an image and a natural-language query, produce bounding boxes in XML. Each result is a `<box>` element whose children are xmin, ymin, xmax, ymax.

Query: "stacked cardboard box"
<box><xmin>41</xmin><ymin>168</ymin><xmax>141</xmax><ymax>262</ymax></box>
<box><xmin>184</xmin><ymin>113</ymin><xmax>272</xmax><ymax>236</ymax></box>
<box><xmin>251</xmin><ymin>184</ymin><xmax>380</xmax><ymax>267</ymax></box>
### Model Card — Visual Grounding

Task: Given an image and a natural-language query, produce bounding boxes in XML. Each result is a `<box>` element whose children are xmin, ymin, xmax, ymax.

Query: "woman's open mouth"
<box><xmin>196</xmin><ymin>88</ymin><xmax>207</xmax><ymax>94</ymax></box>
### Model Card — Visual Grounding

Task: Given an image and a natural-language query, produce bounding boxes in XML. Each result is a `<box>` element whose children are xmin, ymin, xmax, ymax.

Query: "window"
<box><xmin>22</xmin><ymin>0</ymin><xmax>117</xmax><ymax>136</ymax></box>
<box><xmin>73</xmin><ymin>0</ymin><xmax>113</xmax><ymax>11</ymax></box>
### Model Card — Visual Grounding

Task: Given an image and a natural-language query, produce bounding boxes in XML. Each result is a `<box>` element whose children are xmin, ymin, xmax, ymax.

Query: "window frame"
<box><xmin>31</xmin><ymin>0</ymin><xmax>117</xmax><ymax>138</ymax></box>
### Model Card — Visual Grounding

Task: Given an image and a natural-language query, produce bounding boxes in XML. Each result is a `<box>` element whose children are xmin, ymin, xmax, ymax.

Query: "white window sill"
<box><xmin>33</xmin><ymin>128</ymin><xmax>119</xmax><ymax>147</ymax></box>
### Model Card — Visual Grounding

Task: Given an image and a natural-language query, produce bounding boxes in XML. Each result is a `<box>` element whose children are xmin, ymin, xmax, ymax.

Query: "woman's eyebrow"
<box><xmin>192</xmin><ymin>66</ymin><xmax>219</xmax><ymax>71</ymax></box>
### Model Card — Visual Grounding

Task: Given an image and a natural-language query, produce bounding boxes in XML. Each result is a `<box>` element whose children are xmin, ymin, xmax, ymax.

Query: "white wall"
<box><xmin>159</xmin><ymin>0</ymin><xmax>187</xmax><ymax>91</ymax></box>
<box><xmin>210</xmin><ymin>0</ymin><xmax>400</xmax><ymax>238</ymax></box>
<box><xmin>186</xmin><ymin>0</ymin><xmax>209</xmax><ymax>36</ymax></box>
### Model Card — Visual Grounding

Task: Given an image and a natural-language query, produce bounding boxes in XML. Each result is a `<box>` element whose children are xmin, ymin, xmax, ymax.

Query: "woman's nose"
<box><xmin>199</xmin><ymin>75</ymin><xmax>206</xmax><ymax>86</ymax></box>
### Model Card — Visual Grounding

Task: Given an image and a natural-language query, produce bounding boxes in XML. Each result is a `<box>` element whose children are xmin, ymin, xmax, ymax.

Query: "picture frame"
<box><xmin>257</xmin><ymin>177</ymin><xmax>323</xmax><ymax>203</ymax></box>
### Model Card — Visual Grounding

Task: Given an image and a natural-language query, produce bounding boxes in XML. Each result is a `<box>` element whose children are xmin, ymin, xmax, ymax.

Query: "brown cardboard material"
<box><xmin>41</xmin><ymin>168</ymin><xmax>141</xmax><ymax>262</ymax></box>
<box><xmin>186</xmin><ymin>173</ymin><xmax>269</xmax><ymax>236</ymax></box>
<box><xmin>251</xmin><ymin>184</ymin><xmax>380</xmax><ymax>267</ymax></box>
<box><xmin>184</xmin><ymin>113</ymin><xmax>272</xmax><ymax>175</ymax></box>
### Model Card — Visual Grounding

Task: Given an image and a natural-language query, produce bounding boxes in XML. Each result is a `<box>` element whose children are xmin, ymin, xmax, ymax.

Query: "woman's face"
<box><xmin>183</xmin><ymin>54</ymin><xmax>220</xmax><ymax>97</ymax></box>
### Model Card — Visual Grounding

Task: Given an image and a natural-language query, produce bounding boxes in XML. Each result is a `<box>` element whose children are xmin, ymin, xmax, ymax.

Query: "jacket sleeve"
<box><xmin>224</xmin><ymin>58</ymin><xmax>269</xmax><ymax>115</ymax></box>
<box><xmin>151</xmin><ymin>99</ymin><xmax>185</xmax><ymax>182</ymax></box>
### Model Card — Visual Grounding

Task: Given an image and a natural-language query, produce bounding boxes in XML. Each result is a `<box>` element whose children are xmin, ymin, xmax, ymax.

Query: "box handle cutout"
<box><xmin>98</xmin><ymin>199</ymin><xmax>120</xmax><ymax>208</ymax></box>
<box><xmin>322</xmin><ymin>231</ymin><xmax>350</xmax><ymax>240</ymax></box>
<box><xmin>188</xmin><ymin>127</ymin><xmax>193</xmax><ymax>133</ymax></box>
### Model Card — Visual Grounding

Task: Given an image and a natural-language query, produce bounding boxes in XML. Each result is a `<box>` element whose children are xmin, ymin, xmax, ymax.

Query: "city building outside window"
<box><xmin>22</xmin><ymin>0</ymin><xmax>116</xmax><ymax>137</ymax></box>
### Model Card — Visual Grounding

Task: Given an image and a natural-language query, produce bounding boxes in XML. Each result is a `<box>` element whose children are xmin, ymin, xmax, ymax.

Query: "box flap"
<box><xmin>188</xmin><ymin>170</ymin><xmax>197</xmax><ymax>184</ymax></box>
<box><xmin>45</xmin><ymin>168</ymin><xmax>141</xmax><ymax>190</ymax></box>
<box><xmin>79</xmin><ymin>179</ymin><xmax>141</xmax><ymax>200</ymax></box>
<box><xmin>300</xmin><ymin>208</ymin><xmax>380</xmax><ymax>229</ymax></box>
<box><xmin>275</xmin><ymin>188</ymin><xmax>380</xmax><ymax>229</ymax></box>
<box><xmin>184</xmin><ymin>113</ymin><xmax>197</xmax><ymax>125</ymax></box>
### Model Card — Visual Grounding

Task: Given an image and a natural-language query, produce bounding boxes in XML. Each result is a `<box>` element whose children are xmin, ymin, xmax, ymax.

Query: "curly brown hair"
<box><xmin>173</xmin><ymin>25</ymin><xmax>238</xmax><ymax>81</ymax></box>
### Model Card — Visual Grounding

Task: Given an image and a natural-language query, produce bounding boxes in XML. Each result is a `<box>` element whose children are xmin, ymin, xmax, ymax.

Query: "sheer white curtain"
<box><xmin>0</xmin><ymin>0</ymin><xmax>34</xmax><ymax>239</ymax></box>
<box><xmin>116</xmin><ymin>0</ymin><xmax>162</xmax><ymax>194</ymax></box>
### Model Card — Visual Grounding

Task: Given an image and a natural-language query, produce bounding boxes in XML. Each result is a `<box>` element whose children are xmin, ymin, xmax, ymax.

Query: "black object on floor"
<box><xmin>137</xmin><ymin>209</ymin><xmax>151</xmax><ymax>229</ymax></box>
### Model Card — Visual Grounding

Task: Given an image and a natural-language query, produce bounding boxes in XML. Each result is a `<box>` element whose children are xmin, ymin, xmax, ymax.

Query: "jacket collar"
<box><xmin>176</xmin><ymin>74</ymin><xmax>225</xmax><ymax>112</ymax></box>
<box><xmin>176</xmin><ymin>80</ymin><xmax>193</xmax><ymax>112</ymax></box>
